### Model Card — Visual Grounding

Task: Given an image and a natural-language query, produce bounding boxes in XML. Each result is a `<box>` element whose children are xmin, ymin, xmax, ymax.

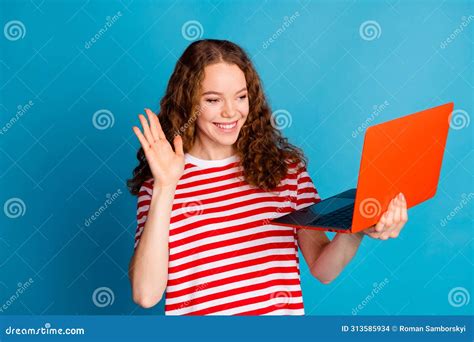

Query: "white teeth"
<box><xmin>214</xmin><ymin>121</ymin><xmax>237</xmax><ymax>129</ymax></box>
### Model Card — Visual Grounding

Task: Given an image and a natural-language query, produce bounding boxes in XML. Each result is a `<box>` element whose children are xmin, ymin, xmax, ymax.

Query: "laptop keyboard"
<box><xmin>311</xmin><ymin>203</ymin><xmax>354</xmax><ymax>229</ymax></box>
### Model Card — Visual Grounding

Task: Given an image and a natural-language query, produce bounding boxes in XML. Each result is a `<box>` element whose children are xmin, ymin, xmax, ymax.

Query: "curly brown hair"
<box><xmin>127</xmin><ymin>39</ymin><xmax>307</xmax><ymax>196</ymax></box>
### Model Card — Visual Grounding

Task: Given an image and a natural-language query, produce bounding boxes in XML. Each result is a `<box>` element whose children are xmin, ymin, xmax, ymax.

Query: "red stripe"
<box><xmin>165</xmin><ymin>266</ymin><xmax>299</xmax><ymax>299</ymax></box>
<box><xmin>170</xmin><ymin>194</ymin><xmax>294</xmax><ymax>224</ymax></box>
<box><xmin>183</xmin><ymin>290</ymin><xmax>303</xmax><ymax>315</ymax></box>
<box><xmin>167</xmin><ymin>254</ymin><xmax>296</xmax><ymax>286</ymax></box>
<box><xmin>234</xmin><ymin>302</ymin><xmax>304</xmax><ymax>315</ymax></box>
<box><xmin>169</xmin><ymin>228</ymin><xmax>294</xmax><ymax>261</ymax></box>
<box><xmin>169</xmin><ymin>206</ymin><xmax>293</xmax><ymax>245</ymax></box>
<box><xmin>169</xmin><ymin>241</ymin><xmax>296</xmax><ymax>273</ymax></box>
<box><xmin>166</xmin><ymin>278</ymin><xmax>301</xmax><ymax>312</ymax></box>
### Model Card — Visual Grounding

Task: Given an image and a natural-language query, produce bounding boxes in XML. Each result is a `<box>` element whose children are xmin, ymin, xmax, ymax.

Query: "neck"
<box><xmin>188</xmin><ymin>137</ymin><xmax>235</xmax><ymax>160</ymax></box>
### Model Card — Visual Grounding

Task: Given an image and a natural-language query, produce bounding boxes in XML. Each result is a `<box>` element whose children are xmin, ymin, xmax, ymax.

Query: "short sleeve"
<box><xmin>295</xmin><ymin>162</ymin><xmax>321</xmax><ymax>210</ymax></box>
<box><xmin>134</xmin><ymin>179</ymin><xmax>153</xmax><ymax>250</ymax></box>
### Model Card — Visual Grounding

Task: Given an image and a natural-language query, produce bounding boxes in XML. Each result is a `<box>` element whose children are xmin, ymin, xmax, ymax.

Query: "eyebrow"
<box><xmin>201</xmin><ymin>87</ymin><xmax>247</xmax><ymax>96</ymax></box>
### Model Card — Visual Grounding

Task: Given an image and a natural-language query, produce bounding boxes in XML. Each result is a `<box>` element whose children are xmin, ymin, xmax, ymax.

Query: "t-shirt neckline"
<box><xmin>184</xmin><ymin>153</ymin><xmax>239</xmax><ymax>168</ymax></box>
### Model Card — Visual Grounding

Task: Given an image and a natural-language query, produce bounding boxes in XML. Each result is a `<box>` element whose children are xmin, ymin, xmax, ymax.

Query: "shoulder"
<box><xmin>138</xmin><ymin>177</ymin><xmax>155</xmax><ymax>197</ymax></box>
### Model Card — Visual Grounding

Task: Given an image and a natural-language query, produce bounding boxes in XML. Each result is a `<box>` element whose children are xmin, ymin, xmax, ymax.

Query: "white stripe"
<box><xmin>178</xmin><ymin>166</ymin><xmax>242</xmax><ymax>186</ymax></box>
<box><xmin>168</xmin><ymin>247</ymin><xmax>296</xmax><ymax>280</ymax></box>
<box><xmin>262</xmin><ymin>308</ymin><xmax>305</xmax><ymax>315</ymax></box>
<box><xmin>170</xmin><ymin>224</ymin><xmax>294</xmax><ymax>254</ymax></box>
<box><xmin>171</xmin><ymin>190</ymin><xmax>296</xmax><ymax>217</ymax></box>
<box><xmin>166</xmin><ymin>284</ymin><xmax>302</xmax><ymax>315</ymax></box>
<box><xmin>207</xmin><ymin>296</ymin><xmax>304</xmax><ymax>316</ymax></box>
<box><xmin>166</xmin><ymin>260</ymin><xmax>297</xmax><ymax>292</ymax></box>
<box><xmin>169</xmin><ymin>199</ymin><xmax>293</xmax><ymax>233</ymax></box>
<box><xmin>169</xmin><ymin>235</ymin><xmax>295</xmax><ymax>267</ymax></box>
<box><xmin>165</xmin><ymin>272</ymin><xmax>300</xmax><ymax>305</ymax></box>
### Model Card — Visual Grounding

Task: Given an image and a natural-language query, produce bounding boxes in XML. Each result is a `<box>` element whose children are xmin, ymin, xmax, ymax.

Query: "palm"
<box><xmin>132</xmin><ymin>109</ymin><xmax>185</xmax><ymax>187</ymax></box>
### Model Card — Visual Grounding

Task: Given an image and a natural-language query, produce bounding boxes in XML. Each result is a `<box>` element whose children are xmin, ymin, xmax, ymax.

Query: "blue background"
<box><xmin>0</xmin><ymin>0</ymin><xmax>472</xmax><ymax>317</ymax></box>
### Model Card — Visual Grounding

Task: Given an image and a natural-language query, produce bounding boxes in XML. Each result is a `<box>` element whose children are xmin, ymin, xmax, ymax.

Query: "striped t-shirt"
<box><xmin>134</xmin><ymin>153</ymin><xmax>320</xmax><ymax>315</ymax></box>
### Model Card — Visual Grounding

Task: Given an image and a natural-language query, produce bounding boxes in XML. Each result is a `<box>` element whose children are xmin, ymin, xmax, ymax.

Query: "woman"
<box><xmin>127</xmin><ymin>39</ymin><xmax>408</xmax><ymax>315</ymax></box>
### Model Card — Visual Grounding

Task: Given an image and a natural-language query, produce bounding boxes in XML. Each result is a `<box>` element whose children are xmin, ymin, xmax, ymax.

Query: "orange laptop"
<box><xmin>272</xmin><ymin>102</ymin><xmax>454</xmax><ymax>233</ymax></box>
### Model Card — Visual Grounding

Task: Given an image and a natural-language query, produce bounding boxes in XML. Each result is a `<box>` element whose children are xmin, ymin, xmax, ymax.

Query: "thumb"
<box><xmin>173</xmin><ymin>134</ymin><xmax>184</xmax><ymax>156</ymax></box>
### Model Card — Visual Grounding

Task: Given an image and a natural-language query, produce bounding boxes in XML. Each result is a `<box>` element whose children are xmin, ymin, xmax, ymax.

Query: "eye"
<box><xmin>238</xmin><ymin>94</ymin><xmax>247</xmax><ymax>100</ymax></box>
<box><xmin>206</xmin><ymin>98</ymin><xmax>220</xmax><ymax>104</ymax></box>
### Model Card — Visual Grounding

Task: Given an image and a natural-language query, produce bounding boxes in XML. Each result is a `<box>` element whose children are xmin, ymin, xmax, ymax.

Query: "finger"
<box><xmin>132</xmin><ymin>126</ymin><xmax>150</xmax><ymax>153</ymax></box>
<box><xmin>138</xmin><ymin>114</ymin><xmax>154</xmax><ymax>144</ymax></box>
<box><xmin>173</xmin><ymin>134</ymin><xmax>184</xmax><ymax>156</ymax></box>
<box><xmin>393</xmin><ymin>195</ymin><xmax>402</xmax><ymax>225</ymax></box>
<box><xmin>146</xmin><ymin>108</ymin><xmax>166</xmax><ymax>140</ymax></box>
<box><xmin>374</xmin><ymin>216</ymin><xmax>385</xmax><ymax>232</ymax></box>
<box><xmin>385</xmin><ymin>199</ymin><xmax>395</xmax><ymax>228</ymax></box>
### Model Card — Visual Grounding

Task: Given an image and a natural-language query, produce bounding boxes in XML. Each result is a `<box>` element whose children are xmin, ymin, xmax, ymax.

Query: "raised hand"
<box><xmin>132</xmin><ymin>108</ymin><xmax>185</xmax><ymax>188</ymax></box>
<box><xmin>363</xmin><ymin>192</ymin><xmax>408</xmax><ymax>240</ymax></box>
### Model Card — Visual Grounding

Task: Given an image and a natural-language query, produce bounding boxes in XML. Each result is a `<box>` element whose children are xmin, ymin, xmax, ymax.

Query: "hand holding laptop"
<box><xmin>362</xmin><ymin>192</ymin><xmax>408</xmax><ymax>240</ymax></box>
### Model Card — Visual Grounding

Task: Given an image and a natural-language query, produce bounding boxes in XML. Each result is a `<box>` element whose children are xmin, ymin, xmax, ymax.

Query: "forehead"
<box><xmin>201</xmin><ymin>62</ymin><xmax>247</xmax><ymax>92</ymax></box>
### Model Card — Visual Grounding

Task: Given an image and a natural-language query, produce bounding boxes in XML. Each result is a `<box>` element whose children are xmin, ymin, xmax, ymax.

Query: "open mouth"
<box><xmin>213</xmin><ymin>120</ymin><xmax>238</xmax><ymax>131</ymax></box>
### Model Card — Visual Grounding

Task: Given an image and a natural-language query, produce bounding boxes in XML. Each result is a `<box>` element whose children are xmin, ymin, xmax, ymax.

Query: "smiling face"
<box><xmin>190</xmin><ymin>62</ymin><xmax>249</xmax><ymax>158</ymax></box>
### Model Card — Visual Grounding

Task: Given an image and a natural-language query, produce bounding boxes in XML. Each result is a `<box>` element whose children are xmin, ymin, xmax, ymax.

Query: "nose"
<box><xmin>222</xmin><ymin>99</ymin><xmax>235</xmax><ymax>118</ymax></box>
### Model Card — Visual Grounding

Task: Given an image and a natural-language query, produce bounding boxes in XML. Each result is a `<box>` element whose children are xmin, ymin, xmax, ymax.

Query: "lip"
<box><xmin>213</xmin><ymin>120</ymin><xmax>238</xmax><ymax>133</ymax></box>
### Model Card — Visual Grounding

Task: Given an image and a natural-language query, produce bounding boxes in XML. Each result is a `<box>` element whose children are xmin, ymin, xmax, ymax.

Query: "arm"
<box><xmin>128</xmin><ymin>184</ymin><xmax>176</xmax><ymax>308</ymax></box>
<box><xmin>297</xmin><ymin>229</ymin><xmax>364</xmax><ymax>284</ymax></box>
<box><xmin>128</xmin><ymin>108</ymin><xmax>185</xmax><ymax>308</ymax></box>
<box><xmin>298</xmin><ymin>192</ymin><xmax>408</xmax><ymax>284</ymax></box>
